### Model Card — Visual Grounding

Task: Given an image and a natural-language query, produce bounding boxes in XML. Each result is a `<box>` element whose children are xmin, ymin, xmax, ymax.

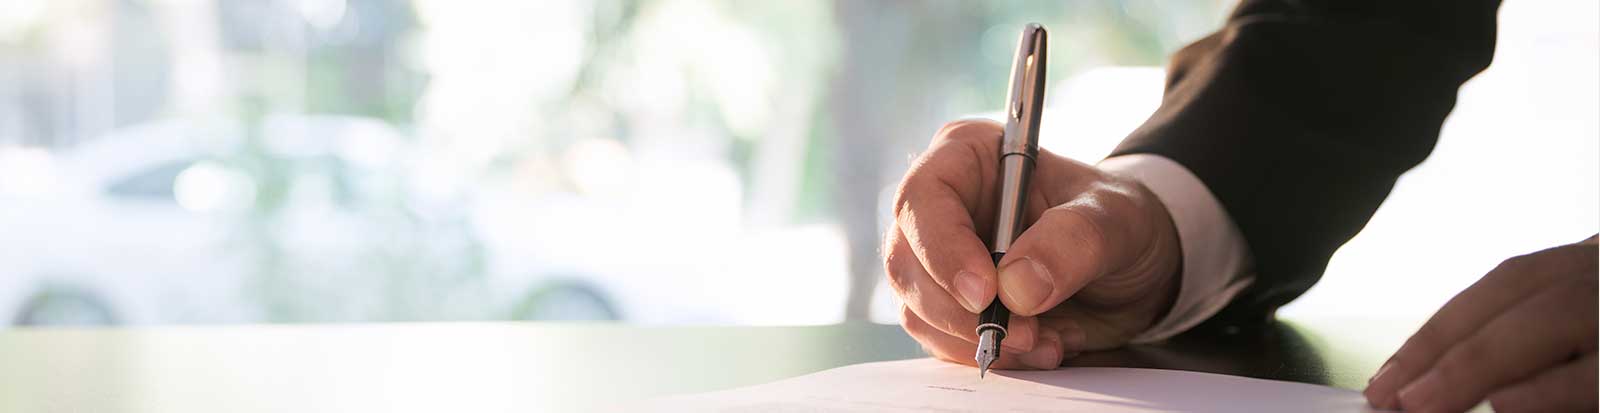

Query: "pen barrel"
<box><xmin>989</xmin><ymin>154</ymin><xmax>1034</xmax><ymax>256</ymax></box>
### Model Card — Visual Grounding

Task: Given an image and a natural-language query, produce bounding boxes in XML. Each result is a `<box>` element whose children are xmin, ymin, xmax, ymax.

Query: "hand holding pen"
<box><xmin>884</xmin><ymin>23</ymin><xmax>1185</xmax><ymax>374</ymax></box>
<box><xmin>975</xmin><ymin>23</ymin><xmax>1049</xmax><ymax>377</ymax></box>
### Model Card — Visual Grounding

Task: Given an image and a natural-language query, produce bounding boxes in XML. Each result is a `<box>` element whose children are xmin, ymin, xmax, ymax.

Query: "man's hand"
<box><xmin>1364</xmin><ymin>236</ymin><xmax>1599</xmax><ymax>412</ymax></box>
<box><xmin>884</xmin><ymin>119</ymin><xmax>1182</xmax><ymax>370</ymax></box>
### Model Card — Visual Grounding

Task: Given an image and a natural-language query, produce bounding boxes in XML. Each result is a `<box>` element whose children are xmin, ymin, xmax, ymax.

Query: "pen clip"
<box><xmin>1002</xmin><ymin>23</ymin><xmax>1047</xmax><ymax>158</ymax></box>
<box><xmin>1009</xmin><ymin>49</ymin><xmax>1035</xmax><ymax>121</ymax></box>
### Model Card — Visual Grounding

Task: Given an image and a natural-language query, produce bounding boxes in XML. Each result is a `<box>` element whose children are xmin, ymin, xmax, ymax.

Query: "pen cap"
<box><xmin>1001</xmin><ymin>23</ymin><xmax>1047</xmax><ymax>158</ymax></box>
<box><xmin>991</xmin><ymin>24</ymin><xmax>1047</xmax><ymax>256</ymax></box>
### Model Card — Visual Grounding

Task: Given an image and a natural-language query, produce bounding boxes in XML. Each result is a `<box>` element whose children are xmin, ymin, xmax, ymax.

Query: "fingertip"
<box><xmin>896</xmin><ymin>304</ymin><xmax>918</xmax><ymax>329</ymax></box>
<box><xmin>1362</xmin><ymin>388</ymin><xmax>1393</xmax><ymax>411</ymax></box>
<box><xmin>1363</xmin><ymin>361</ymin><xmax>1402</xmax><ymax>410</ymax></box>
<box><xmin>1000</xmin><ymin>316</ymin><xmax>1038</xmax><ymax>353</ymax></box>
<box><xmin>1017</xmin><ymin>328</ymin><xmax>1063</xmax><ymax>369</ymax></box>
<box><xmin>1060</xmin><ymin>323</ymin><xmax>1087</xmax><ymax>352</ymax></box>
<box><xmin>1395</xmin><ymin>371</ymin><xmax>1444</xmax><ymax>412</ymax></box>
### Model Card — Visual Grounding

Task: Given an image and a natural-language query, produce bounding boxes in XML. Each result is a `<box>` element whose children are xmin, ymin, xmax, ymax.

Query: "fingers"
<box><xmin>1390</xmin><ymin>280</ymin><xmax>1598</xmax><ymax>412</ymax></box>
<box><xmin>892</xmin><ymin>120</ymin><xmax>1003</xmax><ymax>313</ymax></box>
<box><xmin>1038</xmin><ymin>303</ymin><xmax>1142</xmax><ymax>352</ymax></box>
<box><xmin>903</xmin><ymin>305</ymin><xmax>1063</xmax><ymax>370</ymax></box>
<box><xmin>1488</xmin><ymin>352</ymin><xmax>1598</xmax><ymax>412</ymax></box>
<box><xmin>1365</xmin><ymin>246</ymin><xmax>1597</xmax><ymax>409</ymax></box>
<box><xmin>995</xmin><ymin>186</ymin><xmax>1144</xmax><ymax>316</ymax></box>
<box><xmin>885</xmin><ymin>226</ymin><xmax>1037</xmax><ymax>353</ymax></box>
<box><xmin>1035</xmin><ymin>313</ymin><xmax>1091</xmax><ymax>353</ymax></box>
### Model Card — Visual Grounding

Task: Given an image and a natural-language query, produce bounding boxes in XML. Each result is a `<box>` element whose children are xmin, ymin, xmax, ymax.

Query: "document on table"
<box><xmin>636</xmin><ymin>358</ymin><xmax>1380</xmax><ymax>412</ymax></box>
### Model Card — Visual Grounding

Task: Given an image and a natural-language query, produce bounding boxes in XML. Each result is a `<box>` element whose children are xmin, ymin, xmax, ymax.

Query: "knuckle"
<box><xmin>882</xmin><ymin>255</ymin><xmax>902</xmax><ymax>286</ymax></box>
<box><xmin>882</xmin><ymin>252</ymin><xmax>917</xmax><ymax>299</ymax></box>
<box><xmin>880</xmin><ymin>224</ymin><xmax>901</xmax><ymax>263</ymax></box>
<box><xmin>892</xmin><ymin>161</ymin><xmax>941</xmax><ymax>222</ymax></box>
<box><xmin>891</xmin><ymin>166</ymin><xmax>955</xmax><ymax>226</ymax></box>
<box><xmin>1492</xmin><ymin>254</ymin><xmax>1535</xmax><ymax>276</ymax></box>
<box><xmin>885</xmin><ymin>272</ymin><xmax>915</xmax><ymax>302</ymax></box>
<box><xmin>1046</xmin><ymin>207</ymin><xmax>1110</xmax><ymax>262</ymax></box>
<box><xmin>933</xmin><ymin>119</ymin><xmax>1002</xmax><ymax>144</ymax></box>
<box><xmin>891</xmin><ymin>177</ymin><xmax>919</xmax><ymax>221</ymax></box>
<box><xmin>881</xmin><ymin>229</ymin><xmax>899</xmax><ymax>257</ymax></box>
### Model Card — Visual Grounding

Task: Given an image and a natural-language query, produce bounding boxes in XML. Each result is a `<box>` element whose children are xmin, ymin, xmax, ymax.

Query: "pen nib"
<box><xmin>975</xmin><ymin>328</ymin><xmax>1001</xmax><ymax>379</ymax></box>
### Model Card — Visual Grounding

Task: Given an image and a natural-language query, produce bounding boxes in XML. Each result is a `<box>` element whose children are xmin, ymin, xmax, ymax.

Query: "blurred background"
<box><xmin>0</xmin><ymin>0</ymin><xmax>1592</xmax><ymax>328</ymax></box>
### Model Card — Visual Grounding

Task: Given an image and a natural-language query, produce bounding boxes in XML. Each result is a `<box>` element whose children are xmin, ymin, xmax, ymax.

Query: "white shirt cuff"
<box><xmin>1097</xmin><ymin>154</ymin><xmax>1255</xmax><ymax>343</ymax></box>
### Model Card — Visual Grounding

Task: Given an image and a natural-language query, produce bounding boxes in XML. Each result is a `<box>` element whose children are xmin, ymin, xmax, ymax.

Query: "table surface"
<box><xmin>2</xmin><ymin>316</ymin><xmax>1421</xmax><ymax>412</ymax></box>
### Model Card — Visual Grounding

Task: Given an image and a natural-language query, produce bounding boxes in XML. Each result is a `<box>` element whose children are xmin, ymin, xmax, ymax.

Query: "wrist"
<box><xmin>1153</xmin><ymin>195</ymin><xmax>1183</xmax><ymax>330</ymax></box>
<box><xmin>1097</xmin><ymin>153</ymin><xmax>1254</xmax><ymax>343</ymax></box>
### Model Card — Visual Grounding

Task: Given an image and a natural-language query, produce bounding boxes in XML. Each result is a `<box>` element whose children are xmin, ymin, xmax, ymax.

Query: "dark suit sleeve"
<box><xmin>1110</xmin><ymin>0</ymin><xmax>1501</xmax><ymax>323</ymax></box>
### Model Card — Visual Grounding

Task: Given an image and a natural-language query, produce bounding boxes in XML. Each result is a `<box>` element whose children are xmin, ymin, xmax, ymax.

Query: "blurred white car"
<box><xmin>1</xmin><ymin>119</ymin><xmax>251</xmax><ymax>324</ymax></box>
<box><xmin>0</xmin><ymin>115</ymin><xmax>484</xmax><ymax>325</ymax></box>
<box><xmin>0</xmin><ymin>114</ymin><xmax>853</xmax><ymax>327</ymax></box>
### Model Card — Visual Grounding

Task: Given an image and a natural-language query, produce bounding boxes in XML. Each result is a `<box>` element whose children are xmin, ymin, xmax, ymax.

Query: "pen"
<box><xmin>976</xmin><ymin>23</ymin><xmax>1047</xmax><ymax>379</ymax></box>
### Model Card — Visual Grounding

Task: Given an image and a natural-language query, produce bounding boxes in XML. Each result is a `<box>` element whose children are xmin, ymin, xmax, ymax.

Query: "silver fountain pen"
<box><xmin>976</xmin><ymin>23</ymin><xmax>1047</xmax><ymax>379</ymax></box>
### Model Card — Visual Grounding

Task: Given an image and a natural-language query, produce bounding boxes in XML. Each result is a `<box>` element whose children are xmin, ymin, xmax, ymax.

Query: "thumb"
<box><xmin>997</xmin><ymin>197</ymin><xmax>1139</xmax><ymax>316</ymax></box>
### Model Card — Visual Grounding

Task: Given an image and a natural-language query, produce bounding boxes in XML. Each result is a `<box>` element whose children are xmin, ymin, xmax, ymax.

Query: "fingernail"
<box><xmin>953</xmin><ymin>270</ymin><xmax>991</xmax><ymax>313</ymax></box>
<box><xmin>1019</xmin><ymin>330</ymin><xmax>1062</xmax><ymax>369</ymax></box>
<box><xmin>999</xmin><ymin>257</ymin><xmax>1053</xmax><ymax>314</ymax></box>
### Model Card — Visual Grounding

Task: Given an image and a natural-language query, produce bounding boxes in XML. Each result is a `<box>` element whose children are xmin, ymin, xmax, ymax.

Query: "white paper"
<box><xmin>637</xmin><ymin>358</ymin><xmax>1379</xmax><ymax>412</ymax></box>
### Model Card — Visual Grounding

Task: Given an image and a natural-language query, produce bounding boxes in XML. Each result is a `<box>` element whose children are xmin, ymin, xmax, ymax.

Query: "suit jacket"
<box><xmin>1111</xmin><ymin>0</ymin><xmax>1501</xmax><ymax>324</ymax></box>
